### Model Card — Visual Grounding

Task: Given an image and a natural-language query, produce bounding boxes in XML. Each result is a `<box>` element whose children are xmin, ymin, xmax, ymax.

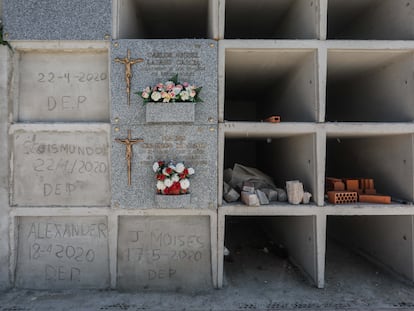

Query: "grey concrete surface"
<box><xmin>3</xmin><ymin>0</ymin><xmax>111</xmax><ymax>40</ymax></box>
<box><xmin>117</xmin><ymin>215</ymin><xmax>211</xmax><ymax>291</ymax></box>
<box><xmin>0</xmin><ymin>43</ymin><xmax>10</xmax><ymax>290</ymax></box>
<box><xmin>15</xmin><ymin>49</ymin><xmax>109</xmax><ymax>122</ymax></box>
<box><xmin>11</xmin><ymin>127</ymin><xmax>111</xmax><ymax>206</ymax></box>
<box><xmin>1</xmin><ymin>240</ymin><xmax>414</xmax><ymax>310</ymax></box>
<box><xmin>15</xmin><ymin>216</ymin><xmax>110</xmax><ymax>290</ymax></box>
<box><xmin>111</xmin><ymin>125</ymin><xmax>217</xmax><ymax>209</ymax></box>
<box><xmin>111</xmin><ymin>40</ymin><xmax>217</xmax><ymax>126</ymax></box>
<box><xmin>145</xmin><ymin>102</ymin><xmax>195</xmax><ymax>124</ymax></box>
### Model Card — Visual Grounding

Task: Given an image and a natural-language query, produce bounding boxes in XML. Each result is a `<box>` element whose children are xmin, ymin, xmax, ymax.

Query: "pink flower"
<box><xmin>183</xmin><ymin>82</ymin><xmax>189</xmax><ymax>87</ymax></box>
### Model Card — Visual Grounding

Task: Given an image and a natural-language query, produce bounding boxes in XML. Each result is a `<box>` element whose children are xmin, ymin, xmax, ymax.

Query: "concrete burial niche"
<box><xmin>328</xmin><ymin>0</ymin><xmax>414</xmax><ymax>40</ymax></box>
<box><xmin>327</xmin><ymin>215</ymin><xmax>414</xmax><ymax>282</ymax></box>
<box><xmin>114</xmin><ymin>0</ymin><xmax>218</xmax><ymax>39</ymax></box>
<box><xmin>111</xmin><ymin>125</ymin><xmax>217</xmax><ymax>209</ymax></box>
<box><xmin>13</xmin><ymin>47</ymin><xmax>109</xmax><ymax>122</ymax></box>
<box><xmin>111</xmin><ymin>40</ymin><xmax>217</xmax><ymax>125</ymax></box>
<box><xmin>223</xmin><ymin>0</ymin><xmax>319</xmax><ymax>39</ymax></box>
<box><xmin>117</xmin><ymin>215</ymin><xmax>212</xmax><ymax>291</ymax></box>
<box><xmin>327</xmin><ymin>50</ymin><xmax>414</xmax><ymax>122</ymax></box>
<box><xmin>15</xmin><ymin>216</ymin><xmax>110</xmax><ymax>289</ymax></box>
<box><xmin>326</xmin><ymin>134</ymin><xmax>414</xmax><ymax>203</ymax></box>
<box><xmin>2</xmin><ymin>0</ymin><xmax>111</xmax><ymax>40</ymax></box>
<box><xmin>224</xmin><ymin>49</ymin><xmax>318</xmax><ymax>122</ymax></box>
<box><xmin>11</xmin><ymin>125</ymin><xmax>111</xmax><ymax>206</ymax></box>
<box><xmin>222</xmin><ymin>216</ymin><xmax>318</xmax><ymax>287</ymax></box>
<box><xmin>223</xmin><ymin>133</ymin><xmax>317</xmax><ymax>206</ymax></box>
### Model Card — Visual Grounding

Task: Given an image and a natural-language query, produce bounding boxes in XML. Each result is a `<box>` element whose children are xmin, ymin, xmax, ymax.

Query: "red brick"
<box><xmin>344</xmin><ymin>179</ymin><xmax>359</xmax><ymax>191</ymax></box>
<box><xmin>359</xmin><ymin>194</ymin><xmax>391</xmax><ymax>204</ymax></box>
<box><xmin>328</xmin><ymin>191</ymin><xmax>358</xmax><ymax>204</ymax></box>
<box><xmin>364</xmin><ymin>189</ymin><xmax>377</xmax><ymax>195</ymax></box>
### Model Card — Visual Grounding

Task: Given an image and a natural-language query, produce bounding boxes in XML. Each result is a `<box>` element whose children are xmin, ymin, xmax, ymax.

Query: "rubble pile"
<box><xmin>223</xmin><ymin>164</ymin><xmax>312</xmax><ymax>206</ymax></box>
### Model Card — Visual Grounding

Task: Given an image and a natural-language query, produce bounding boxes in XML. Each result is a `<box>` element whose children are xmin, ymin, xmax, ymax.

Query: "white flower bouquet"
<box><xmin>153</xmin><ymin>161</ymin><xmax>195</xmax><ymax>195</ymax></box>
<box><xmin>138</xmin><ymin>74</ymin><xmax>202</xmax><ymax>104</ymax></box>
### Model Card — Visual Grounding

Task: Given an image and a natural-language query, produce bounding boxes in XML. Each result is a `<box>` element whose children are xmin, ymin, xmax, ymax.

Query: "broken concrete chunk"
<box><xmin>262</xmin><ymin>188</ymin><xmax>278</xmax><ymax>201</ymax></box>
<box><xmin>256</xmin><ymin>189</ymin><xmax>269</xmax><ymax>205</ymax></box>
<box><xmin>223</xmin><ymin>182</ymin><xmax>240</xmax><ymax>203</ymax></box>
<box><xmin>286</xmin><ymin>180</ymin><xmax>304</xmax><ymax>205</ymax></box>
<box><xmin>276</xmin><ymin>188</ymin><xmax>287</xmax><ymax>202</ymax></box>
<box><xmin>223</xmin><ymin>168</ymin><xmax>233</xmax><ymax>184</ymax></box>
<box><xmin>302</xmin><ymin>192</ymin><xmax>312</xmax><ymax>204</ymax></box>
<box><xmin>242</xmin><ymin>181</ymin><xmax>255</xmax><ymax>193</ymax></box>
<box><xmin>241</xmin><ymin>191</ymin><xmax>260</xmax><ymax>207</ymax></box>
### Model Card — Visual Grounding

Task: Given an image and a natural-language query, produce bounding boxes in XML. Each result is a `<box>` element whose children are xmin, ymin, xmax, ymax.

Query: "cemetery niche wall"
<box><xmin>2</xmin><ymin>0</ymin><xmax>414</xmax><ymax>294</ymax></box>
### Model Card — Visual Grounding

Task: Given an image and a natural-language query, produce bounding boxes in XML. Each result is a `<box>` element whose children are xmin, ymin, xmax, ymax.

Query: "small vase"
<box><xmin>145</xmin><ymin>102</ymin><xmax>195</xmax><ymax>124</ymax></box>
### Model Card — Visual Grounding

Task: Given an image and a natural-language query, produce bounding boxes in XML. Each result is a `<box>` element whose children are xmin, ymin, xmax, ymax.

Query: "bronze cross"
<box><xmin>115</xmin><ymin>130</ymin><xmax>144</xmax><ymax>186</ymax></box>
<box><xmin>115</xmin><ymin>49</ymin><xmax>144</xmax><ymax>106</ymax></box>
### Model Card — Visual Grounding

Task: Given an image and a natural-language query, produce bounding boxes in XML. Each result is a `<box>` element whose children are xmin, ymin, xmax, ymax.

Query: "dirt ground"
<box><xmin>1</xmin><ymin>218</ymin><xmax>414</xmax><ymax>311</ymax></box>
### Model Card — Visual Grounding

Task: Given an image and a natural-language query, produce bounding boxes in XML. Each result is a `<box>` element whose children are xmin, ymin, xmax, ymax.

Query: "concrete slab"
<box><xmin>11</xmin><ymin>125</ymin><xmax>111</xmax><ymax>206</ymax></box>
<box><xmin>3</xmin><ymin>0</ymin><xmax>111</xmax><ymax>40</ymax></box>
<box><xmin>111</xmin><ymin>40</ymin><xmax>217</xmax><ymax>125</ymax></box>
<box><xmin>1</xmin><ymin>239</ymin><xmax>414</xmax><ymax>310</ymax></box>
<box><xmin>0</xmin><ymin>45</ymin><xmax>10</xmax><ymax>289</ymax></box>
<box><xmin>111</xmin><ymin>125</ymin><xmax>217</xmax><ymax>209</ymax></box>
<box><xmin>14</xmin><ymin>49</ymin><xmax>109</xmax><ymax>122</ymax></box>
<box><xmin>15</xmin><ymin>216</ymin><xmax>109</xmax><ymax>289</ymax></box>
<box><xmin>117</xmin><ymin>215</ymin><xmax>212</xmax><ymax>291</ymax></box>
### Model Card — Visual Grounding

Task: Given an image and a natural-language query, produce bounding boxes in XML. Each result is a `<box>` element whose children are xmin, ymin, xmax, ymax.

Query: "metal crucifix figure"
<box><xmin>115</xmin><ymin>130</ymin><xmax>144</xmax><ymax>186</ymax></box>
<box><xmin>115</xmin><ymin>49</ymin><xmax>144</xmax><ymax>106</ymax></box>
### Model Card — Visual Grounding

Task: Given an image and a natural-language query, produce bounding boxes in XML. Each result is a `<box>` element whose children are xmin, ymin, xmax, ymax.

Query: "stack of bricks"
<box><xmin>326</xmin><ymin>177</ymin><xmax>391</xmax><ymax>204</ymax></box>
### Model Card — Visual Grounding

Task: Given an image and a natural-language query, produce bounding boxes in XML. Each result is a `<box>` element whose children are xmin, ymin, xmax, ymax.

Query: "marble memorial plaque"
<box><xmin>111</xmin><ymin>125</ymin><xmax>217</xmax><ymax>209</ymax></box>
<box><xmin>12</xmin><ymin>128</ymin><xmax>110</xmax><ymax>206</ymax></box>
<box><xmin>17</xmin><ymin>50</ymin><xmax>109</xmax><ymax>122</ymax></box>
<box><xmin>111</xmin><ymin>40</ymin><xmax>217</xmax><ymax>125</ymax></box>
<box><xmin>117</xmin><ymin>215</ymin><xmax>212</xmax><ymax>291</ymax></box>
<box><xmin>16</xmin><ymin>216</ymin><xmax>109</xmax><ymax>289</ymax></box>
<box><xmin>3</xmin><ymin>0</ymin><xmax>111</xmax><ymax>40</ymax></box>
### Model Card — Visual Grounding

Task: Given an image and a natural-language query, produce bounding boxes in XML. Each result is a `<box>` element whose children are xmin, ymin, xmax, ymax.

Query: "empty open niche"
<box><xmin>224</xmin><ymin>49</ymin><xmax>317</xmax><ymax>122</ymax></box>
<box><xmin>116</xmin><ymin>0</ymin><xmax>214</xmax><ymax>39</ymax></box>
<box><xmin>223</xmin><ymin>134</ymin><xmax>316</xmax><ymax>205</ymax></box>
<box><xmin>327</xmin><ymin>216</ymin><xmax>414</xmax><ymax>283</ymax></box>
<box><xmin>224</xmin><ymin>0</ymin><xmax>319</xmax><ymax>39</ymax></box>
<box><xmin>326</xmin><ymin>134</ymin><xmax>414</xmax><ymax>204</ymax></box>
<box><xmin>327</xmin><ymin>50</ymin><xmax>414</xmax><ymax>122</ymax></box>
<box><xmin>328</xmin><ymin>0</ymin><xmax>414</xmax><ymax>40</ymax></box>
<box><xmin>223</xmin><ymin>216</ymin><xmax>318</xmax><ymax>287</ymax></box>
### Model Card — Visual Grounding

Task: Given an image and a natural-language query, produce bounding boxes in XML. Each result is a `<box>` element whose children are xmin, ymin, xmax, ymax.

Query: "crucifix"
<box><xmin>115</xmin><ymin>129</ymin><xmax>144</xmax><ymax>186</ymax></box>
<box><xmin>115</xmin><ymin>49</ymin><xmax>144</xmax><ymax>106</ymax></box>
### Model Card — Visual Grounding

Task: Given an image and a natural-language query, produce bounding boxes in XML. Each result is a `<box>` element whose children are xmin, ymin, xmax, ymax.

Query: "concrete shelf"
<box><xmin>218</xmin><ymin>215</ymin><xmax>322</xmax><ymax>288</ymax></box>
<box><xmin>325</xmin><ymin>134</ymin><xmax>414</xmax><ymax>204</ymax></box>
<box><xmin>113</xmin><ymin>0</ymin><xmax>219</xmax><ymax>39</ymax></box>
<box><xmin>327</xmin><ymin>0</ymin><xmax>414</xmax><ymax>40</ymax></box>
<box><xmin>220</xmin><ymin>133</ymin><xmax>318</xmax><ymax>206</ymax></box>
<box><xmin>327</xmin><ymin>215</ymin><xmax>414</xmax><ymax>283</ymax></box>
<box><xmin>326</xmin><ymin>49</ymin><xmax>414</xmax><ymax>122</ymax></box>
<box><xmin>220</xmin><ymin>203</ymin><xmax>319</xmax><ymax>216</ymax></box>
<box><xmin>221</xmin><ymin>0</ymin><xmax>320</xmax><ymax>39</ymax></box>
<box><xmin>222</xmin><ymin>48</ymin><xmax>318</xmax><ymax>123</ymax></box>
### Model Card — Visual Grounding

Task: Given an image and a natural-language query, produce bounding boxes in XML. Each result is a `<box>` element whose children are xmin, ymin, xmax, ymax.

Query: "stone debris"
<box><xmin>276</xmin><ymin>188</ymin><xmax>288</xmax><ymax>202</ymax></box>
<box><xmin>256</xmin><ymin>189</ymin><xmax>269</xmax><ymax>205</ymax></box>
<box><xmin>240</xmin><ymin>191</ymin><xmax>260</xmax><ymax>207</ymax></box>
<box><xmin>223</xmin><ymin>182</ymin><xmax>240</xmax><ymax>203</ymax></box>
<box><xmin>223</xmin><ymin>164</ymin><xmax>312</xmax><ymax>206</ymax></box>
<box><xmin>262</xmin><ymin>188</ymin><xmax>278</xmax><ymax>201</ymax></box>
<box><xmin>286</xmin><ymin>180</ymin><xmax>304</xmax><ymax>205</ymax></box>
<box><xmin>302</xmin><ymin>192</ymin><xmax>312</xmax><ymax>204</ymax></box>
<box><xmin>242</xmin><ymin>181</ymin><xmax>255</xmax><ymax>193</ymax></box>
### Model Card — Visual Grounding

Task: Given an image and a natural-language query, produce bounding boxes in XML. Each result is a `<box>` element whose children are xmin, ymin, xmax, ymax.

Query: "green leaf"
<box><xmin>170</xmin><ymin>74</ymin><xmax>179</xmax><ymax>84</ymax></box>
